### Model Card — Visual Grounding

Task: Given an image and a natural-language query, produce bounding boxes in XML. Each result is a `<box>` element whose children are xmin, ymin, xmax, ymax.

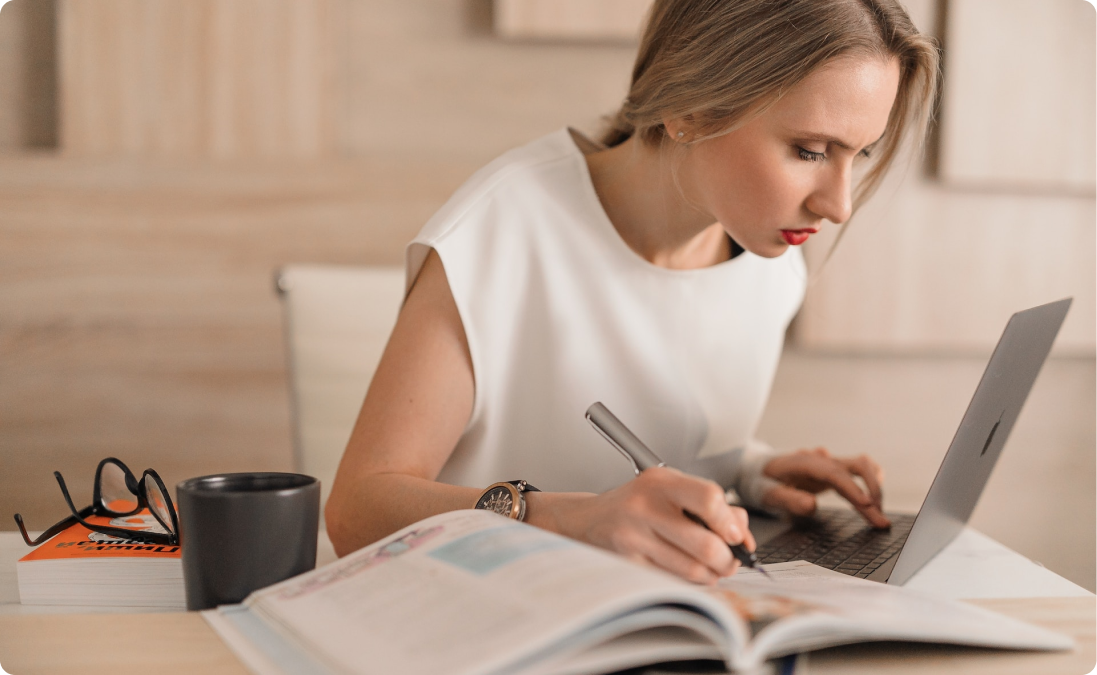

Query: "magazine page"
<box><xmin>207</xmin><ymin>509</ymin><xmax>748</xmax><ymax>675</ymax></box>
<box><xmin>711</xmin><ymin>560</ymin><xmax>1074</xmax><ymax>664</ymax></box>
<box><xmin>516</xmin><ymin>609</ymin><xmax>729</xmax><ymax>675</ymax></box>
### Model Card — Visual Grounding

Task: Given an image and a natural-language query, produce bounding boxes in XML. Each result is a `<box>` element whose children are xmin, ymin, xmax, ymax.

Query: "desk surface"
<box><xmin>0</xmin><ymin>529</ymin><xmax>1093</xmax><ymax>675</ymax></box>
<box><xmin>1</xmin><ymin>596</ymin><xmax>1092</xmax><ymax>675</ymax></box>
<box><xmin>2</xmin><ymin>526</ymin><xmax>1089</xmax><ymax>615</ymax></box>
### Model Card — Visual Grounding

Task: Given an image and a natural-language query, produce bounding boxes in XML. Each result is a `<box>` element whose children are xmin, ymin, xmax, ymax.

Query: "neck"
<box><xmin>585</xmin><ymin>135</ymin><xmax>730</xmax><ymax>270</ymax></box>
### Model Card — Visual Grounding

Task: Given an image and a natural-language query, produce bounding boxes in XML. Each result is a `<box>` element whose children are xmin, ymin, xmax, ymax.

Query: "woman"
<box><xmin>326</xmin><ymin>0</ymin><xmax>939</xmax><ymax>584</ymax></box>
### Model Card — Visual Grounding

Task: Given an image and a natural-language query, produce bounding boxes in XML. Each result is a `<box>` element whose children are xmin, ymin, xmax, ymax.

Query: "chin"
<box><xmin>743</xmin><ymin>241</ymin><xmax>789</xmax><ymax>259</ymax></box>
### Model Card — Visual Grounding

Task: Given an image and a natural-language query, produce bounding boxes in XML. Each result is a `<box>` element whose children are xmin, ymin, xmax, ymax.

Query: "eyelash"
<box><xmin>798</xmin><ymin>147</ymin><xmax>825</xmax><ymax>162</ymax></box>
<box><xmin>796</xmin><ymin>147</ymin><xmax>874</xmax><ymax>162</ymax></box>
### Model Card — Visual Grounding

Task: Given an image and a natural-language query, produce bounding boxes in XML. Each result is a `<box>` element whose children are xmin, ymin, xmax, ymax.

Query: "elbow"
<box><xmin>324</xmin><ymin>483</ymin><xmax>355</xmax><ymax>558</ymax></box>
<box><xmin>323</xmin><ymin>472</ymin><xmax>388</xmax><ymax>558</ymax></box>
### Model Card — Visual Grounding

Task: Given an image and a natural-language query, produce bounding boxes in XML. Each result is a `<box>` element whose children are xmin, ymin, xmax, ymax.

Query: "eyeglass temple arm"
<box><xmin>14</xmin><ymin>506</ymin><xmax>92</xmax><ymax>547</ymax></box>
<box><xmin>54</xmin><ymin>472</ymin><xmax>176</xmax><ymax>545</ymax></box>
<box><xmin>16</xmin><ymin>470</ymin><xmax>99</xmax><ymax>545</ymax></box>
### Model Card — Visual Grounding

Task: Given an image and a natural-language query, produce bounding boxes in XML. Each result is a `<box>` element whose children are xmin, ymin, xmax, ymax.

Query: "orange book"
<box><xmin>20</xmin><ymin>511</ymin><xmax>181</xmax><ymax>561</ymax></box>
<box><xmin>17</xmin><ymin>510</ymin><xmax>184</xmax><ymax>609</ymax></box>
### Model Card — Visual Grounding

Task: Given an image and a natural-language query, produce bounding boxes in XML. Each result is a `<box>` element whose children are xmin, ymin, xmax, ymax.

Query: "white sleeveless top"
<box><xmin>406</xmin><ymin>129</ymin><xmax>806</xmax><ymax>506</ymax></box>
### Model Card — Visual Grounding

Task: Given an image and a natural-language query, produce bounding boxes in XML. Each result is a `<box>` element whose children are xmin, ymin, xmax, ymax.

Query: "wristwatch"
<box><xmin>474</xmin><ymin>480</ymin><xmax>540</xmax><ymax>521</ymax></box>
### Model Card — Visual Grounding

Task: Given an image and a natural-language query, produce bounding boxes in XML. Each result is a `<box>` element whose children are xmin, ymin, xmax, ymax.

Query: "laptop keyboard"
<box><xmin>755</xmin><ymin>510</ymin><xmax>916</xmax><ymax>579</ymax></box>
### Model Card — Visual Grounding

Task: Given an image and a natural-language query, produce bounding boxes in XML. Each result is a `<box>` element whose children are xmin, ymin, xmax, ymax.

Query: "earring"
<box><xmin>676</xmin><ymin>131</ymin><xmax>685</xmax><ymax>139</ymax></box>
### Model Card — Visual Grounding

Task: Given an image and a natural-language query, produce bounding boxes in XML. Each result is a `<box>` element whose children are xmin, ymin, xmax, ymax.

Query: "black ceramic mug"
<box><xmin>177</xmin><ymin>472</ymin><xmax>319</xmax><ymax>611</ymax></box>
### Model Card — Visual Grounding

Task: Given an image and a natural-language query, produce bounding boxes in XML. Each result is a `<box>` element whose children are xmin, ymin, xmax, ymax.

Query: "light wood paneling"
<box><xmin>3</xmin><ymin>0</ymin><xmax>639</xmax><ymax>531</ymax></box>
<box><xmin>796</xmin><ymin>164</ymin><xmax>1096</xmax><ymax>354</ymax></box>
<box><xmin>58</xmin><ymin>0</ymin><xmax>337</xmax><ymax>159</ymax></box>
<box><xmin>0</xmin><ymin>153</ymin><xmax>478</xmax><ymax>529</ymax></box>
<box><xmin>494</xmin><ymin>0</ymin><xmax>652</xmax><ymax>41</ymax></box>
<box><xmin>340</xmin><ymin>0</ymin><xmax>636</xmax><ymax>162</ymax></box>
<box><xmin>938</xmin><ymin>0</ymin><xmax>1096</xmax><ymax>192</ymax></box>
<box><xmin>795</xmin><ymin>0</ymin><xmax>1096</xmax><ymax>355</ymax></box>
<box><xmin>0</xmin><ymin>0</ymin><xmax>57</xmax><ymax>150</ymax></box>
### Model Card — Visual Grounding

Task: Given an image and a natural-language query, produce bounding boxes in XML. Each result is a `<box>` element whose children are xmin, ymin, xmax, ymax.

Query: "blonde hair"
<box><xmin>602</xmin><ymin>0</ymin><xmax>940</xmax><ymax>210</ymax></box>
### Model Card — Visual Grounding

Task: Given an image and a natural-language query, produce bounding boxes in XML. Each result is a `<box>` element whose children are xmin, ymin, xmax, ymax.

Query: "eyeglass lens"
<box><xmin>99</xmin><ymin>461</ymin><xmax>140</xmax><ymax>514</ymax></box>
<box><xmin>143</xmin><ymin>474</ymin><xmax>175</xmax><ymax>536</ymax></box>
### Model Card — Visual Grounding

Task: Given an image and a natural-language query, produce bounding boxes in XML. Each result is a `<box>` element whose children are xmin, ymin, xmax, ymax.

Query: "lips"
<box><xmin>780</xmin><ymin>229</ymin><xmax>817</xmax><ymax>246</ymax></box>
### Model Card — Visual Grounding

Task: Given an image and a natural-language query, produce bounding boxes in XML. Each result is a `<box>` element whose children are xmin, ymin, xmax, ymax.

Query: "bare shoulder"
<box><xmin>336</xmin><ymin>246</ymin><xmax>473</xmax><ymax>479</ymax></box>
<box><xmin>397</xmin><ymin>248</ymin><xmax>472</xmax><ymax>363</ymax></box>
<box><xmin>405</xmin><ymin>248</ymin><xmax>459</xmax><ymax>320</ymax></box>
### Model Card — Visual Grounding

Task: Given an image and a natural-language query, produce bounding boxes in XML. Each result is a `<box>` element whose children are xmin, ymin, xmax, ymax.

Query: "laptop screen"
<box><xmin>888</xmin><ymin>298</ymin><xmax>1072</xmax><ymax>585</ymax></box>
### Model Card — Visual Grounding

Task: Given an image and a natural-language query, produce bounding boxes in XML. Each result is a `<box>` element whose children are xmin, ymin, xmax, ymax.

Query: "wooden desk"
<box><xmin>0</xmin><ymin>530</ymin><xmax>1092</xmax><ymax>674</ymax></box>
<box><xmin>1</xmin><ymin>597</ymin><xmax>1092</xmax><ymax>675</ymax></box>
<box><xmin>0</xmin><ymin>612</ymin><xmax>250</xmax><ymax>675</ymax></box>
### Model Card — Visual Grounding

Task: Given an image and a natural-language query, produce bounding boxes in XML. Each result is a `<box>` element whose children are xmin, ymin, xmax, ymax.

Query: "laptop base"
<box><xmin>752</xmin><ymin>508</ymin><xmax>915</xmax><ymax>583</ymax></box>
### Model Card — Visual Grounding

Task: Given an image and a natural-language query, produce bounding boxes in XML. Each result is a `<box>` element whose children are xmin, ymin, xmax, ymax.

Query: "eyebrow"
<box><xmin>792</xmin><ymin>131</ymin><xmax>887</xmax><ymax>152</ymax></box>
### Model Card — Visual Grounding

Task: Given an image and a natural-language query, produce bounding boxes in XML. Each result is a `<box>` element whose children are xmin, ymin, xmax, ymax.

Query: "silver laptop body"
<box><xmin>752</xmin><ymin>298</ymin><xmax>1072</xmax><ymax>585</ymax></box>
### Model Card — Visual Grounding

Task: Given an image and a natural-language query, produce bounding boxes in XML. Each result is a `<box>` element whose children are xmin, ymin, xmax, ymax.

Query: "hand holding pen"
<box><xmin>586</xmin><ymin>402</ymin><xmax>771</xmax><ymax>581</ymax></box>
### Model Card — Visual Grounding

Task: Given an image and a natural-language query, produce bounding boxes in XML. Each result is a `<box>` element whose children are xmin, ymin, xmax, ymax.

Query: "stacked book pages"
<box><xmin>17</xmin><ymin>510</ymin><xmax>184</xmax><ymax>609</ymax></box>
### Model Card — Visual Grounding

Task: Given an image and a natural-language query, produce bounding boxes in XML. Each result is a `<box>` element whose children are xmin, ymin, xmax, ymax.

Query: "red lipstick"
<box><xmin>780</xmin><ymin>229</ymin><xmax>815</xmax><ymax>246</ymax></box>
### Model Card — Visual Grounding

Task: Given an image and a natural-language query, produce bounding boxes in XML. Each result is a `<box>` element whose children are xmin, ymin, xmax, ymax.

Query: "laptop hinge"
<box><xmin>869</xmin><ymin>554</ymin><xmax>901</xmax><ymax>584</ymax></box>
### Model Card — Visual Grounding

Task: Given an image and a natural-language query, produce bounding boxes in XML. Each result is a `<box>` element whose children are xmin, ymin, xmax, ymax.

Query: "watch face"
<box><xmin>476</xmin><ymin>485</ymin><xmax>516</xmax><ymax>517</ymax></box>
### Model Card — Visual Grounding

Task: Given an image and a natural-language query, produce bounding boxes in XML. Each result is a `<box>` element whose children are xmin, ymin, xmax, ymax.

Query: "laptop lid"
<box><xmin>884</xmin><ymin>298</ymin><xmax>1072</xmax><ymax>585</ymax></box>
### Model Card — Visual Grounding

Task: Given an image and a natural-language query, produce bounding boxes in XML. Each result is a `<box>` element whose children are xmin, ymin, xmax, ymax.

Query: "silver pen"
<box><xmin>585</xmin><ymin>402</ymin><xmax>771</xmax><ymax>579</ymax></box>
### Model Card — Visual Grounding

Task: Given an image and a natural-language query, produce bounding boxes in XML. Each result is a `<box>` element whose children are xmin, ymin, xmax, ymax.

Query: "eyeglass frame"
<box><xmin>13</xmin><ymin>457</ymin><xmax>179</xmax><ymax>547</ymax></box>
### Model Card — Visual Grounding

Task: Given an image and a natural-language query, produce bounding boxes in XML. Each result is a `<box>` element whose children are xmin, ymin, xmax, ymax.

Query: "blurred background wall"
<box><xmin>0</xmin><ymin>0</ymin><xmax>1093</xmax><ymax>589</ymax></box>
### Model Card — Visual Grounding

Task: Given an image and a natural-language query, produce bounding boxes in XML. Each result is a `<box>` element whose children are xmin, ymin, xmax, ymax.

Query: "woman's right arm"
<box><xmin>325</xmin><ymin>249</ymin><xmax>481</xmax><ymax>554</ymax></box>
<box><xmin>324</xmin><ymin>249</ymin><xmax>753</xmax><ymax>584</ymax></box>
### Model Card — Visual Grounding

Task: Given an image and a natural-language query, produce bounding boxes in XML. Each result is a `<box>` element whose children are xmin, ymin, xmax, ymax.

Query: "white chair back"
<box><xmin>276</xmin><ymin>264</ymin><xmax>405</xmax><ymax>514</ymax></box>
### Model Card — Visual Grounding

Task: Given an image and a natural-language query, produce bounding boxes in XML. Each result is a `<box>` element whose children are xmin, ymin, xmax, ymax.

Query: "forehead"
<box><xmin>764</xmin><ymin>56</ymin><xmax>900</xmax><ymax>145</ymax></box>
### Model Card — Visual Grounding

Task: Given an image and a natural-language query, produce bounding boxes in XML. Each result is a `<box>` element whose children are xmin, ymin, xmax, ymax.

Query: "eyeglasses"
<box><xmin>14</xmin><ymin>457</ymin><xmax>179</xmax><ymax>547</ymax></box>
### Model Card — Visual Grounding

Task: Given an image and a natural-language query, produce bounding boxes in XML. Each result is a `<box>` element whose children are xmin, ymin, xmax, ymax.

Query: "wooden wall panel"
<box><xmin>794</xmin><ymin>0</ymin><xmax>1096</xmax><ymax>355</ymax></box>
<box><xmin>494</xmin><ymin>0</ymin><xmax>652</xmax><ymax>41</ymax></box>
<box><xmin>0</xmin><ymin>1</ymin><xmax>27</xmax><ymax>148</ymax></box>
<box><xmin>3</xmin><ymin>0</ymin><xmax>642</xmax><ymax>529</ymax></box>
<box><xmin>340</xmin><ymin>0</ymin><xmax>636</xmax><ymax>162</ymax></box>
<box><xmin>0</xmin><ymin>0</ymin><xmax>57</xmax><ymax>150</ymax></box>
<box><xmin>0</xmin><ymin>153</ymin><xmax>477</xmax><ymax>529</ymax></box>
<box><xmin>938</xmin><ymin>0</ymin><xmax>1096</xmax><ymax>192</ymax></box>
<box><xmin>796</xmin><ymin>155</ymin><xmax>1096</xmax><ymax>355</ymax></box>
<box><xmin>58</xmin><ymin>0</ymin><xmax>336</xmax><ymax>159</ymax></box>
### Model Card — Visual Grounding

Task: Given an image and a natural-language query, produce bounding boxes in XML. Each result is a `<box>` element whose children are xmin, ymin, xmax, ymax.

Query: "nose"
<box><xmin>805</xmin><ymin>162</ymin><xmax>853</xmax><ymax>225</ymax></box>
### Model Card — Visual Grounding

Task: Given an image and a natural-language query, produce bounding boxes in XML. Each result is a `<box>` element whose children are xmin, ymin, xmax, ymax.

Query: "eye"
<box><xmin>858</xmin><ymin>147</ymin><xmax>873</xmax><ymax>159</ymax></box>
<box><xmin>797</xmin><ymin>147</ymin><xmax>826</xmax><ymax>162</ymax></box>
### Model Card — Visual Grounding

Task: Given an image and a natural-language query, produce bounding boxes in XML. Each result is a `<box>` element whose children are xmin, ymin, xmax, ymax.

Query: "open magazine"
<box><xmin>203</xmin><ymin>509</ymin><xmax>1071</xmax><ymax>675</ymax></box>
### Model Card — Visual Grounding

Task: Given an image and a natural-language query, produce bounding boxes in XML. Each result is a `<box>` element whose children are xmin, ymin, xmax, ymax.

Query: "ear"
<box><xmin>662</xmin><ymin>116</ymin><xmax>694</xmax><ymax>143</ymax></box>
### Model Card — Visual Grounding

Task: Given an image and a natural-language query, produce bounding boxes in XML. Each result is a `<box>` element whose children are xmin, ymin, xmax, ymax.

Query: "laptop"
<box><xmin>751</xmin><ymin>298</ymin><xmax>1072</xmax><ymax>585</ymax></box>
